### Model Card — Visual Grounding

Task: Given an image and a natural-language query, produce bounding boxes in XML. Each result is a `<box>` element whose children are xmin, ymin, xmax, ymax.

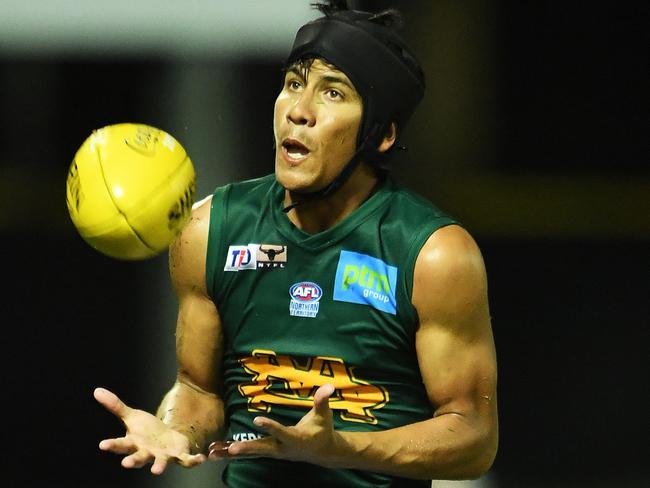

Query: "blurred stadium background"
<box><xmin>0</xmin><ymin>1</ymin><xmax>646</xmax><ymax>487</ymax></box>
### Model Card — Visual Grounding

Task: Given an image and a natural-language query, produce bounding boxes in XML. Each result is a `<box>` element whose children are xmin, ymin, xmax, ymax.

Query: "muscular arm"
<box><xmin>334</xmin><ymin>224</ymin><xmax>498</xmax><ymax>479</ymax></box>
<box><xmin>156</xmin><ymin>196</ymin><xmax>226</xmax><ymax>453</ymax></box>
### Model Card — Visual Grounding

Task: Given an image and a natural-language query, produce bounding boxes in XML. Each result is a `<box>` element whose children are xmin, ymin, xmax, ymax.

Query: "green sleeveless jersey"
<box><xmin>206</xmin><ymin>174</ymin><xmax>457</xmax><ymax>487</ymax></box>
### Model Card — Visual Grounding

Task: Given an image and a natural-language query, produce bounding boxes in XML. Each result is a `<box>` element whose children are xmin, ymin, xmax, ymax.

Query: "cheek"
<box><xmin>332</xmin><ymin>118</ymin><xmax>360</xmax><ymax>149</ymax></box>
<box><xmin>318</xmin><ymin>108</ymin><xmax>358</xmax><ymax>141</ymax></box>
<box><xmin>272</xmin><ymin>96</ymin><xmax>286</xmax><ymax>137</ymax></box>
<box><xmin>272</xmin><ymin>106</ymin><xmax>280</xmax><ymax>138</ymax></box>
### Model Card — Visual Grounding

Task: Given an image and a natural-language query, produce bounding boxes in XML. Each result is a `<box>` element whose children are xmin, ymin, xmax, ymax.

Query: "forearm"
<box><xmin>156</xmin><ymin>379</ymin><xmax>225</xmax><ymax>453</ymax></box>
<box><xmin>331</xmin><ymin>413</ymin><xmax>497</xmax><ymax>480</ymax></box>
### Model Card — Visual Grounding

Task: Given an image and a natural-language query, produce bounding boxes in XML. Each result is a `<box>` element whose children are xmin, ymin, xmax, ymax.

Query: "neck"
<box><xmin>283</xmin><ymin>164</ymin><xmax>380</xmax><ymax>234</ymax></box>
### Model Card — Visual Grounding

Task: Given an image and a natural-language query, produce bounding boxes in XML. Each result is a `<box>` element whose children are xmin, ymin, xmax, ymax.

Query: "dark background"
<box><xmin>1</xmin><ymin>1</ymin><xmax>647</xmax><ymax>487</ymax></box>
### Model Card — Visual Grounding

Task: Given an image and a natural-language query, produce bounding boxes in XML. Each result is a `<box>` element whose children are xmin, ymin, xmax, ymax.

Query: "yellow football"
<box><xmin>65</xmin><ymin>123</ymin><xmax>195</xmax><ymax>260</ymax></box>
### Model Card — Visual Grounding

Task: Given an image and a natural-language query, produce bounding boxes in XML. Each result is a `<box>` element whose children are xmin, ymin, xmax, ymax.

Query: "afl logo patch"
<box><xmin>289</xmin><ymin>282</ymin><xmax>322</xmax><ymax>318</ymax></box>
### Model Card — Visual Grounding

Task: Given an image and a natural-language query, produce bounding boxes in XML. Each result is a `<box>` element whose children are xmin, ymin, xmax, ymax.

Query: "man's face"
<box><xmin>273</xmin><ymin>58</ymin><xmax>363</xmax><ymax>193</ymax></box>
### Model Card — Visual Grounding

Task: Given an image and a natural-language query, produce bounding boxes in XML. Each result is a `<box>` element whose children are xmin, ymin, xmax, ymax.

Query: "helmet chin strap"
<box><xmin>282</xmin><ymin>124</ymin><xmax>384</xmax><ymax>213</ymax></box>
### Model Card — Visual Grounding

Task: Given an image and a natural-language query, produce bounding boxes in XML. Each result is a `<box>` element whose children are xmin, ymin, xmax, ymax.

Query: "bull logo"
<box><xmin>256</xmin><ymin>244</ymin><xmax>287</xmax><ymax>269</ymax></box>
<box><xmin>259</xmin><ymin>245</ymin><xmax>285</xmax><ymax>261</ymax></box>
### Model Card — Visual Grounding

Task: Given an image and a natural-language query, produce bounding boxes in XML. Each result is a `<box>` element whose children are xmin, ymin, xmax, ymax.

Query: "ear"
<box><xmin>377</xmin><ymin>122</ymin><xmax>397</xmax><ymax>153</ymax></box>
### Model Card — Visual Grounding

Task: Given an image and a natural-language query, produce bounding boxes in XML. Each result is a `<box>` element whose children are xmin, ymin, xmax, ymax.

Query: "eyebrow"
<box><xmin>320</xmin><ymin>75</ymin><xmax>355</xmax><ymax>91</ymax></box>
<box><xmin>287</xmin><ymin>66</ymin><xmax>303</xmax><ymax>78</ymax></box>
<box><xmin>286</xmin><ymin>67</ymin><xmax>354</xmax><ymax>91</ymax></box>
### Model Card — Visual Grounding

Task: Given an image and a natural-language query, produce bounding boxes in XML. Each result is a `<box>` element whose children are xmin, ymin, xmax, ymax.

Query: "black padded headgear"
<box><xmin>282</xmin><ymin>2</ymin><xmax>425</xmax><ymax>211</ymax></box>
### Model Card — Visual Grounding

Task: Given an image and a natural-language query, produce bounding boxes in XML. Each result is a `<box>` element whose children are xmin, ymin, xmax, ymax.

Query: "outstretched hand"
<box><xmin>94</xmin><ymin>387</ymin><xmax>206</xmax><ymax>475</ymax></box>
<box><xmin>208</xmin><ymin>384</ymin><xmax>345</xmax><ymax>468</ymax></box>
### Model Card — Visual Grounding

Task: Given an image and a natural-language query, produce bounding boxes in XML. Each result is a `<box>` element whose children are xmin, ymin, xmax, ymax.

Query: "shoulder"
<box><xmin>208</xmin><ymin>174</ymin><xmax>277</xmax><ymax>223</ymax></box>
<box><xmin>219</xmin><ymin>173</ymin><xmax>276</xmax><ymax>200</ymax></box>
<box><xmin>412</xmin><ymin>225</ymin><xmax>489</xmax><ymax>326</ymax></box>
<box><xmin>415</xmin><ymin>225</ymin><xmax>485</xmax><ymax>276</ymax></box>
<box><xmin>386</xmin><ymin>179</ymin><xmax>457</xmax><ymax>228</ymax></box>
<box><xmin>169</xmin><ymin>194</ymin><xmax>213</xmax><ymax>295</ymax></box>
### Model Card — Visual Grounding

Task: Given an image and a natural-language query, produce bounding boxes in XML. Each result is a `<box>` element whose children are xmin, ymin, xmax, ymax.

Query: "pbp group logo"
<box><xmin>333</xmin><ymin>250</ymin><xmax>397</xmax><ymax>314</ymax></box>
<box><xmin>289</xmin><ymin>281</ymin><xmax>322</xmax><ymax>318</ymax></box>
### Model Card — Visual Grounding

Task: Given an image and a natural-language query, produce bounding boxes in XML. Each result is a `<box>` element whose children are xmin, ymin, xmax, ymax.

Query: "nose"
<box><xmin>286</xmin><ymin>92</ymin><xmax>316</xmax><ymax>127</ymax></box>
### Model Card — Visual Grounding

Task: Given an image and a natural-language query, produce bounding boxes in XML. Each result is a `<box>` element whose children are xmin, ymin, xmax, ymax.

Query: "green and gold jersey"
<box><xmin>206</xmin><ymin>174</ymin><xmax>457</xmax><ymax>487</ymax></box>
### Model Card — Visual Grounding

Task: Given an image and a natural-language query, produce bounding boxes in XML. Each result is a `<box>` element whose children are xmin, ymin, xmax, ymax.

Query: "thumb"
<box><xmin>94</xmin><ymin>387</ymin><xmax>132</xmax><ymax>419</ymax></box>
<box><xmin>312</xmin><ymin>384</ymin><xmax>335</xmax><ymax>416</ymax></box>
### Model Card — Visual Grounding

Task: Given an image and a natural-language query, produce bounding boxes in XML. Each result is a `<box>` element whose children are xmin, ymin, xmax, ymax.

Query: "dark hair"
<box><xmin>286</xmin><ymin>1</ymin><xmax>425</xmax><ymax>157</ymax></box>
<box><xmin>311</xmin><ymin>1</ymin><xmax>404</xmax><ymax>30</ymax></box>
<box><xmin>310</xmin><ymin>0</ymin><xmax>348</xmax><ymax>16</ymax></box>
<box><xmin>280</xmin><ymin>1</ymin><xmax>425</xmax><ymax>206</ymax></box>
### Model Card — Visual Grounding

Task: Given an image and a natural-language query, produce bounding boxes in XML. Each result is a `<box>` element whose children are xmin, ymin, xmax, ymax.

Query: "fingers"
<box><xmin>94</xmin><ymin>387</ymin><xmax>132</xmax><ymax>418</ymax></box>
<box><xmin>209</xmin><ymin>436</ymin><xmax>279</xmax><ymax>460</ymax></box>
<box><xmin>312</xmin><ymin>383</ymin><xmax>335</xmax><ymax>416</ymax></box>
<box><xmin>253</xmin><ymin>416</ymin><xmax>289</xmax><ymax>441</ymax></box>
<box><xmin>122</xmin><ymin>450</ymin><xmax>154</xmax><ymax>469</ymax></box>
<box><xmin>150</xmin><ymin>456</ymin><xmax>169</xmax><ymax>475</ymax></box>
<box><xmin>99</xmin><ymin>436</ymin><xmax>136</xmax><ymax>455</ymax></box>
<box><xmin>207</xmin><ymin>440</ymin><xmax>232</xmax><ymax>459</ymax></box>
<box><xmin>119</xmin><ymin>449</ymin><xmax>204</xmax><ymax>473</ymax></box>
<box><xmin>177</xmin><ymin>452</ymin><xmax>207</xmax><ymax>468</ymax></box>
<box><xmin>150</xmin><ymin>453</ymin><xmax>205</xmax><ymax>474</ymax></box>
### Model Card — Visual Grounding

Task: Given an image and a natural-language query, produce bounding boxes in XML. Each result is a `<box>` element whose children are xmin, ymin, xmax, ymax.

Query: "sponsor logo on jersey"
<box><xmin>224</xmin><ymin>244</ymin><xmax>258</xmax><ymax>271</ymax></box>
<box><xmin>230</xmin><ymin>432</ymin><xmax>263</xmax><ymax>442</ymax></box>
<box><xmin>289</xmin><ymin>281</ymin><xmax>322</xmax><ymax>318</ymax></box>
<box><xmin>256</xmin><ymin>244</ymin><xmax>287</xmax><ymax>269</ymax></box>
<box><xmin>239</xmin><ymin>349</ymin><xmax>389</xmax><ymax>424</ymax></box>
<box><xmin>333</xmin><ymin>250</ymin><xmax>398</xmax><ymax>315</ymax></box>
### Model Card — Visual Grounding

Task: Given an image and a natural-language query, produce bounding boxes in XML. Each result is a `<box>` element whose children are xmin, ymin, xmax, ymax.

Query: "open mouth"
<box><xmin>282</xmin><ymin>138</ymin><xmax>310</xmax><ymax>161</ymax></box>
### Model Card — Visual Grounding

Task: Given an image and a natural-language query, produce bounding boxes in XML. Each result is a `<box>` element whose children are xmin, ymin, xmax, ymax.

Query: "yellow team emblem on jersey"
<box><xmin>239</xmin><ymin>349</ymin><xmax>389</xmax><ymax>424</ymax></box>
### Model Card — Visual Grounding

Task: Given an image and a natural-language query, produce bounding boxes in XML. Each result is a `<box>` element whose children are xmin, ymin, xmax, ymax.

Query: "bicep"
<box><xmin>416</xmin><ymin>320</ymin><xmax>496</xmax><ymax>423</ymax></box>
<box><xmin>170</xmin><ymin>196</ymin><xmax>224</xmax><ymax>394</ymax></box>
<box><xmin>176</xmin><ymin>288</ymin><xmax>223</xmax><ymax>394</ymax></box>
<box><xmin>413</xmin><ymin>226</ymin><xmax>497</xmax><ymax>424</ymax></box>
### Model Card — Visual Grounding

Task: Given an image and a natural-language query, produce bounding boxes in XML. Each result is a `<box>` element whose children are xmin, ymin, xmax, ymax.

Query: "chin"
<box><xmin>275</xmin><ymin>163</ymin><xmax>319</xmax><ymax>193</ymax></box>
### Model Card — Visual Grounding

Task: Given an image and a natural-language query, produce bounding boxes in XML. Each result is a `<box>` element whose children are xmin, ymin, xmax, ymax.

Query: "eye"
<box><xmin>287</xmin><ymin>79</ymin><xmax>302</xmax><ymax>91</ymax></box>
<box><xmin>326</xmin><ymin>89</ymin><xmax>343</xmax><ymax>100</ymax></box>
